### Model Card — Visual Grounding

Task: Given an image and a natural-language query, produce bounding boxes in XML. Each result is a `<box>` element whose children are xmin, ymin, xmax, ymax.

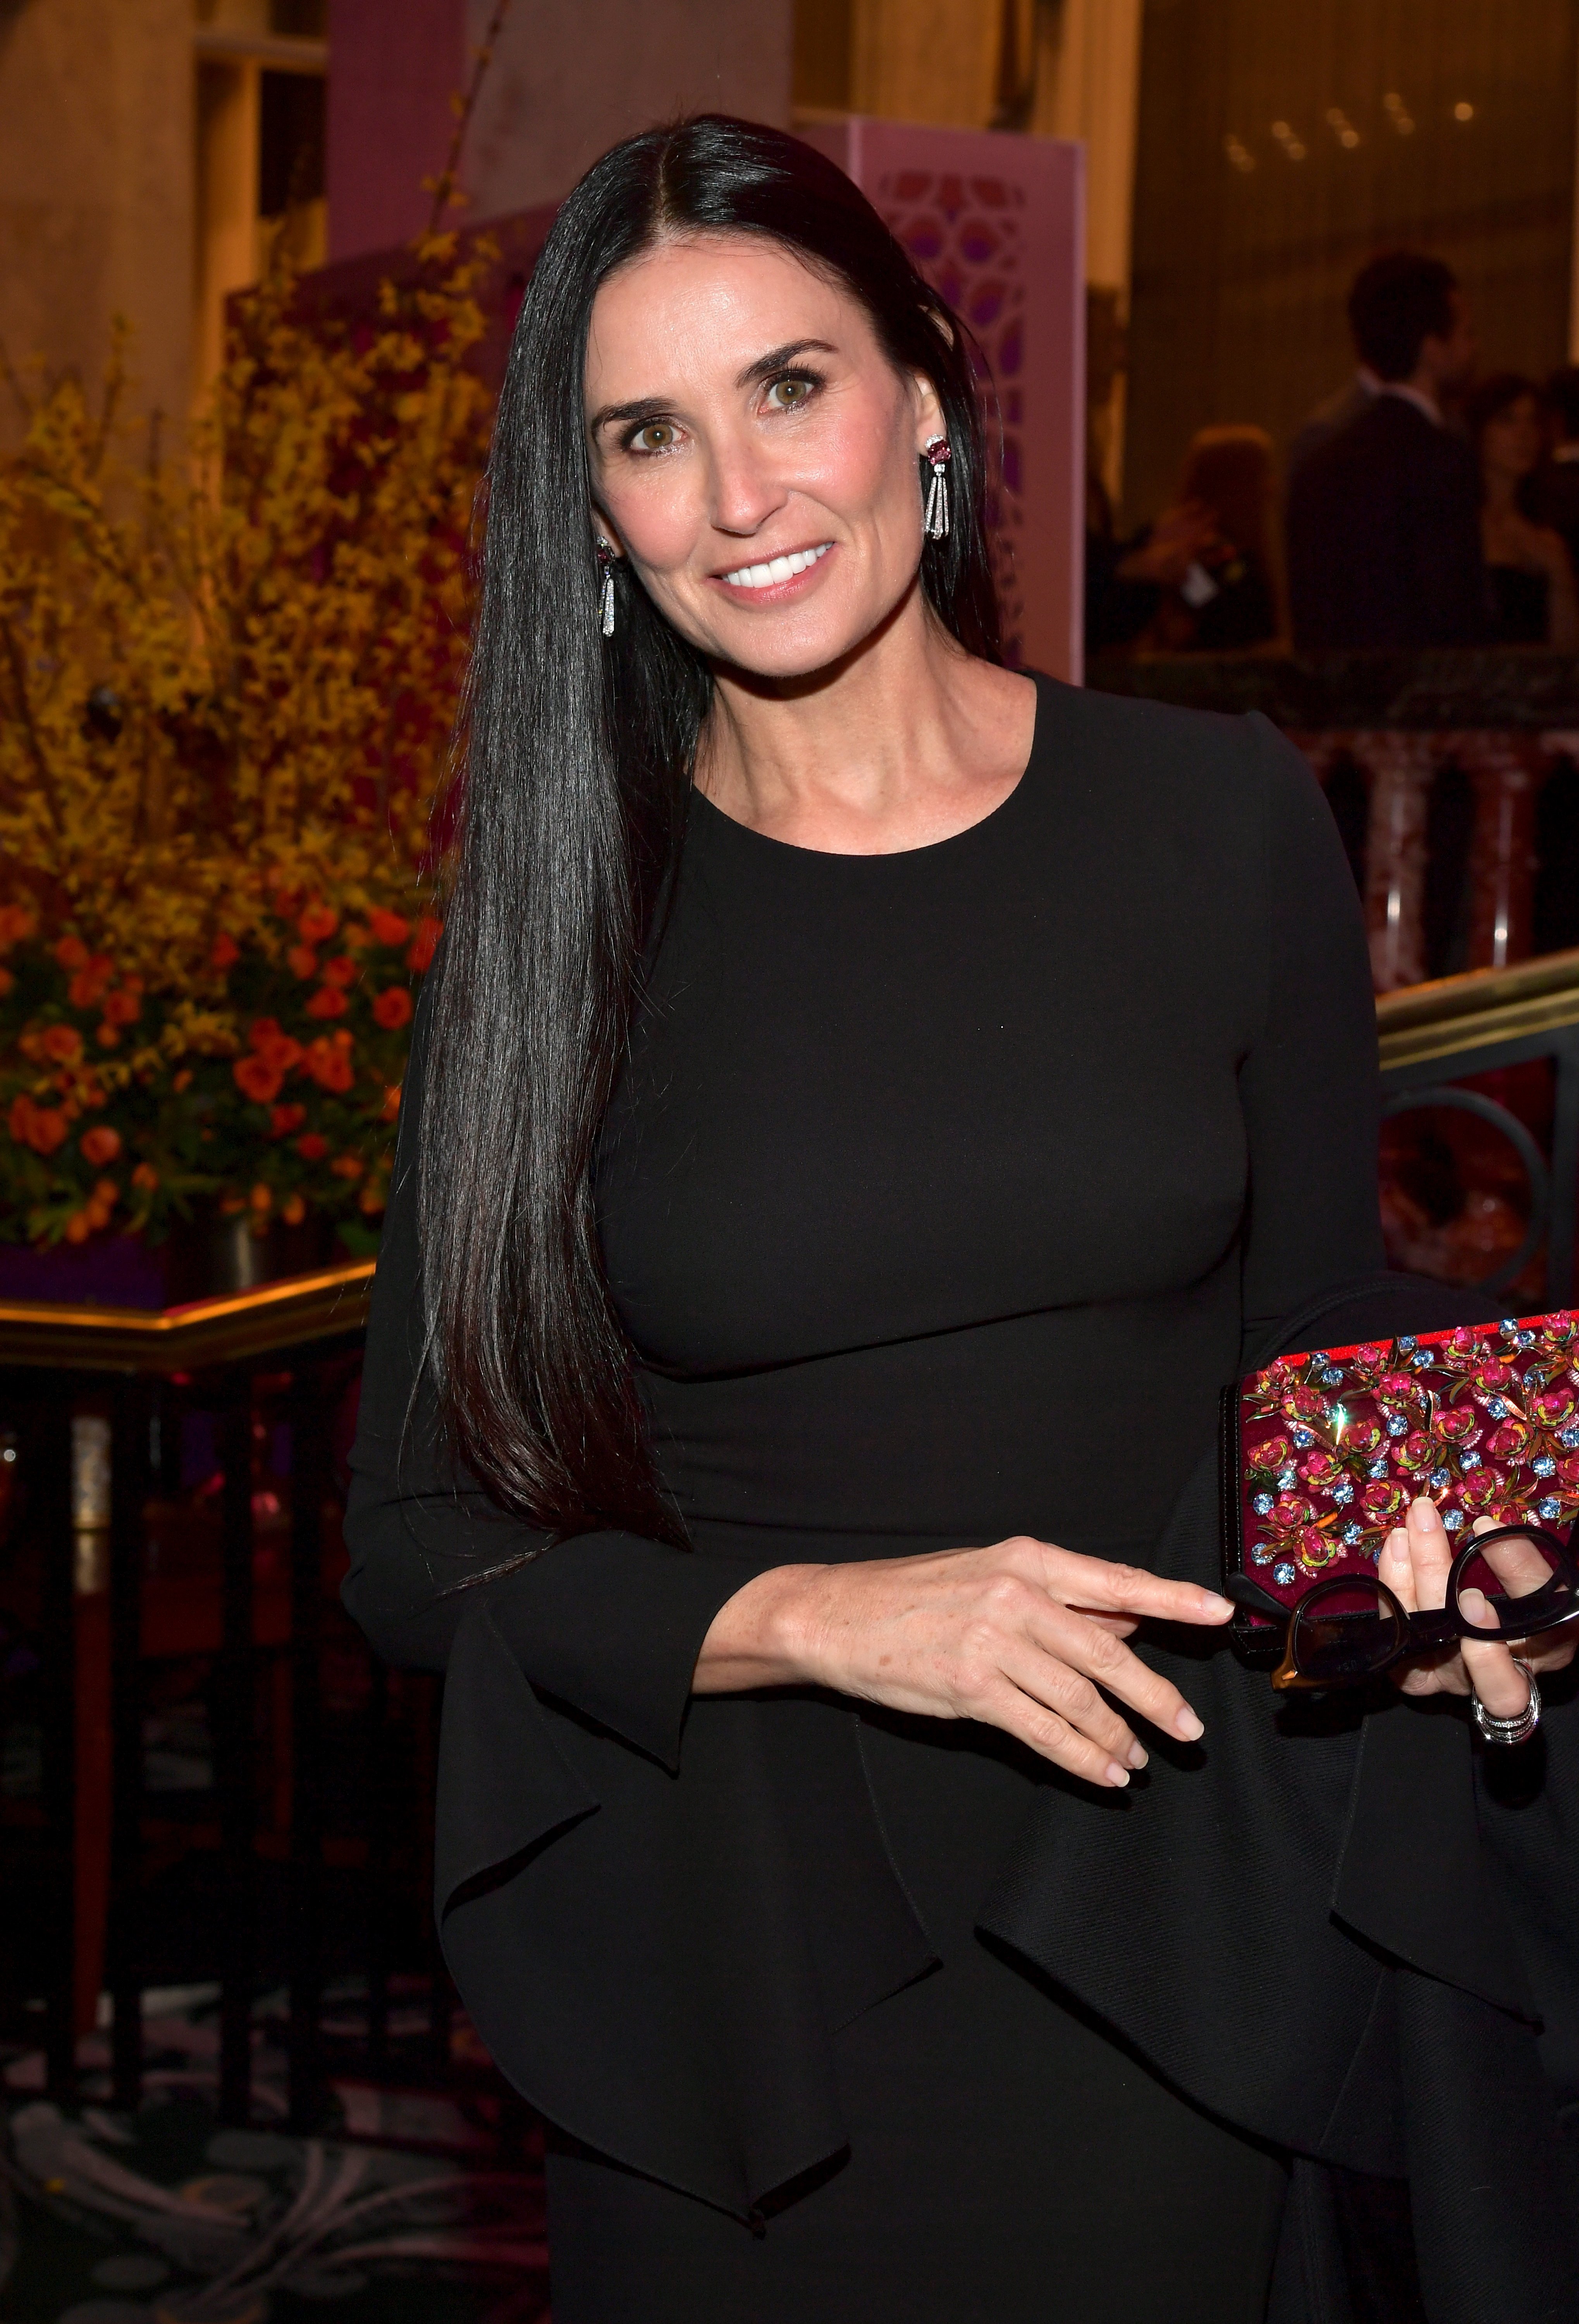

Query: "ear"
<box><xmin>910</xmin><ymin>370</ymin><xmax>946</xmax><ymax>455</ymax></box>
<box><xmin>590</xmin><ymin>505</ymin><xmax>627</xmax><ymax>559</ymax></box>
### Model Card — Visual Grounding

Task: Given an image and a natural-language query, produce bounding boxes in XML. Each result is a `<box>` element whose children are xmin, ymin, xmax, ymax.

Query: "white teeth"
<box><xmin>721</xmin><ymin>542</ymin><xmax>831</xmax><ymax>589</ymax></box>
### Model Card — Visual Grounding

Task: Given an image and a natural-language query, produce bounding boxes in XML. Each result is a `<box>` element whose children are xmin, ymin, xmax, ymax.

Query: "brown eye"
<box><xmin>767</xmin><ymin>375</ymin><xmax>814</xmax><ymax>409</ymax></box>
<box><xmin>633</xmin><ymin>421</ymin><xmax>676</xmax><ymax>452</ymax></box>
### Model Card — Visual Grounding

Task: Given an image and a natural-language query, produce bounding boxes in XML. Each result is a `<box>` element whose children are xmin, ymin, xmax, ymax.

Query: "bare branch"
<box><xmin>425</xmin><ymin>0</ymin><xmax>518</xmax><ymax>235</ymax></box>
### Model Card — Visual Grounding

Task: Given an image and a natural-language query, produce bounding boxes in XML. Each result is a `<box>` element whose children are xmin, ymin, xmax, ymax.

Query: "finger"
<box><xmin>1035</xmin><ymin>1602</ymin><xmax>1206</xmax><ymax>1744</ymax></box>
<box><xmin>996</xmin><ymin>1637</ymin><xmax>1146</xmax><ymax>1771</ymax></box>
<box><xmin>1469</xmin><ymin>1514</ymin><xmax>1557</xmax><ymax>1601</ymax></box>
<box><xmin>1378</xmin><ymin>1524</ymin><xmax>1418</xmax><ymax>1612</ymax></box>
<box><xmin>1459</xmin><ymin>1590</ymin><xmax>1531</xmax><ymax>1716</ymax></box>
<box><xmin>1405</xmin><ymin>1496</ymin><xmax>1454</xmax><ymax>1610</ymax></box>
<box><xmin>979</xmin><ymin>1676</ymin><xmax>1136</xmax><ymax>1789</ymax></box>
<box><xmin>1075</xmin><ymin>1612</ymin><xmax>1140</xmax><ymax>1637</ymax></box>
<box><xmin>1042</xmin><ymin>1549</ymin><xmax>1233</xmax><ymax>1629</ymax></box>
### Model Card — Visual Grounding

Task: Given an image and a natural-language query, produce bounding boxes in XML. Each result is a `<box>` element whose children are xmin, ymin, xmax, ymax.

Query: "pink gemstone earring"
<box><xmin>596</xmin><ymin>536</ymin><xmax>617</xmax><ymax>636</ymax></box>
<box><xmin>922</xmin><ymin>435</ymin><xmax>952</xmax><ymax>540</ymax></box>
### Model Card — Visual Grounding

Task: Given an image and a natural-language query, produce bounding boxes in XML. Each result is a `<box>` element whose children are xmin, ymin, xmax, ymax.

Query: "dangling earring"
<box><xmin>922</xmin><ymin>435</ymin><xmax>952</xmax><ymax>540</ymax></box>
<box><xmin>596</xmin><ymin>536</ymin><xmax>617</xmax><ymax>637</ymax></box>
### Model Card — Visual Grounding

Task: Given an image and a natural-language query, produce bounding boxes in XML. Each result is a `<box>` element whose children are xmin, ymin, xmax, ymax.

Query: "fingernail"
<box><xmin>1412</xmin><ymin>1496</ymin><xmax>1439</xmax><ymax>1529</ymax></box>
<box><xmin>1127</xmin><ymin>1740</ymin><xmax>1149</xmax><ymax>1769</ymax></box>
<box><xmin>1175</xmin><ymin>1705</ymin><xmax>1204</xmax><ymax>1741</ymax></box>
<box><xmin>1106</xmin><ymin>1762</ymin><xmax>1131</xmax><ymax>1788</ymax></box>
<box><xmin>1200</xmin><ymin>1591</ymin><xmax>1234</xmax><ymax>1619</ymax></box>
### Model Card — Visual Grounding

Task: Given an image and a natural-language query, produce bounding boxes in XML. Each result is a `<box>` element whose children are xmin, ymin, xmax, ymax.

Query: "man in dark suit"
<box><xmin>1527</xmin><ymin>365</ymin><xmax>1579</xmax><ymax>576</ymax></box>
<box><xmin>1287</xmin><ymin>253</ymin><xmax>1486</xmax><ymax>649</ymax></box>
<box><xmin>1286</xmin><ymin>370</ymin><xmax>1377</xmax><ymax>484</ymax></box>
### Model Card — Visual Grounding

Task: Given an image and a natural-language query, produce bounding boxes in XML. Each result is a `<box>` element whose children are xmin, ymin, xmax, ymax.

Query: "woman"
<box><xmin>1470</xmin><ymin>370</ymin><xmax>1579</xmax><ymax>646</ymax></box>
<box><xmin>1143</xmin><ymin>424</ymin><xmax>1283</xmax><ymax>652</ymax></box>
<box><xmin>345</xmin><ymin>120</ymin><xmax>1577</xmax><ymax>2323</ymax></box>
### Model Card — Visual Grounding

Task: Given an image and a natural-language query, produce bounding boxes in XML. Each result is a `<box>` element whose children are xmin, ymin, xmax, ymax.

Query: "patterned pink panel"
<box><xmin>802</xmin><ymin>120</ymin><xmax>1085</xmax><ymax>682</ymax></box>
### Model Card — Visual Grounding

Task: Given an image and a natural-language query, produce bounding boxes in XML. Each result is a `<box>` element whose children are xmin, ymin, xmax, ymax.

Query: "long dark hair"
<box><xmin>421</xmin><ymin>115</ymin><xmax>1001</xmax><ymax>1541</ymax></box>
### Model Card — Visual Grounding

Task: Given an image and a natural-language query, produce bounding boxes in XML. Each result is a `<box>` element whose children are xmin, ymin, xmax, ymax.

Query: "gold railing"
<box><xmin>1376</xmin><ymin>943</ymin><xmax>1579</xmax><ymax>1308</ymax></box>
<box><xmin>1377</xmin><ymin>943</ymin><xmax>1579</xmax><ymax>1073</ymax></box>
<box><xmin>0</xmin><ymin>1258</ymin><xmax>375</xmax><ymax>1373</ymax></box>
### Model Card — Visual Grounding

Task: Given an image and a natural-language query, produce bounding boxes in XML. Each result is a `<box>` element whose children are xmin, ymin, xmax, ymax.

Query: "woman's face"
<box><xmin>1482</xmin><ymin>394</ymin><xmax>1543</xmax><ymax>481</ymax></box>
<box><xmin>584</xmin><ymin>232</ymin><xmax>943</xmax><ymax>680</ymax></box>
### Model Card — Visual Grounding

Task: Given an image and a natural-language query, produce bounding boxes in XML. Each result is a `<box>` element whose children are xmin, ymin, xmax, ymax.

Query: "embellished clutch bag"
<box><xmin>1220</xmin><ymin>1310</ymin><xmax>1579</xmax><ymax>1665</ymax></box>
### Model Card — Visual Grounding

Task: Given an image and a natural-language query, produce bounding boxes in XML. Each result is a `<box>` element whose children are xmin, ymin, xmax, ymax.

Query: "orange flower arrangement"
<box><xmin>0</xmin><ymin>221</ymin><xmax>486</xmax><ymax>1252</ymax></box>
<box><xmin>1</xmin><ymin>895</ymin><xmax>433</xmax><ymax>1249</ymax></box>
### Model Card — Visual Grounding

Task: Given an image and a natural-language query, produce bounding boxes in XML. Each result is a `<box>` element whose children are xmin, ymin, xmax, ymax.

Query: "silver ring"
<box><xmin>1471</xmin><ymin>1658</ymin><xmax>1541</xmax><ymax>1746</ymax></box>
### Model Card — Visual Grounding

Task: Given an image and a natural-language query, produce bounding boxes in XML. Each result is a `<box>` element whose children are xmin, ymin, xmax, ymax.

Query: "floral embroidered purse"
<box><xmin>1220</xmin><ymin>1310</ymin><xmax>1579</xmax><ymax>1668</ymax></box>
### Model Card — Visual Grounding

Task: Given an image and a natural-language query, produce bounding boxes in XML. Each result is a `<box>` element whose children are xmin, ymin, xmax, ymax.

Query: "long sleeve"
<box><xmin>341</xmin><ymin>968</ymin><xmax>773</xmax><ymax>1770</ymax></box>
<box><xmin>1236</xmin><ymin>710</ymin><xmax>1386</xmax><ymax>1346</ymax></box>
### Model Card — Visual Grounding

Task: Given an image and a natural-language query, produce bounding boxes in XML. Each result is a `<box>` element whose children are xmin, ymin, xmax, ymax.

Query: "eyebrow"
<box><xmin>587</xmin><ymin>339</ymin><xmax>838</xmax><ymax>436</ymax></box>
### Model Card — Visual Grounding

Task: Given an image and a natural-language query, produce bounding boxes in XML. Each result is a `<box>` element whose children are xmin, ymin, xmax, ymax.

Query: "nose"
<box><xmin>707</xmin><ymin>427</ymin><xmax>790</xmax><ymax>541</ymax></box>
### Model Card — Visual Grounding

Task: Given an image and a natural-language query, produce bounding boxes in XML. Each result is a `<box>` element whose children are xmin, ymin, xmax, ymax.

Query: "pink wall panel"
<box><xmin>802</xmin><ymin>120</ymin><xmax>1085</xmax><ymax>684</ymax></box>
<box><xmin>327</xmin><ymin>0</ymin><xmax>466</xmax><ymax>261</ymax></box>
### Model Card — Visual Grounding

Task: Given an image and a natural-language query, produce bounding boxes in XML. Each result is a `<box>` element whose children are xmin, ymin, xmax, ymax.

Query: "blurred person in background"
<box><xmin>1286</xmin><ymin>253</ymin><xmax>1484</xmax><ymax>648</ymax></box>
<box><xmin>1526</xmin><ymin>363</ymin><xmax>1579</xmax><ymax>578</ymax></box>
<box><xmin>1083</xmin><ymin>471</ymin><xmax>1217</xmax><ymax>655</ymax></box>
<box><xmin>1469</xmin><ymin>372</ymin><xmax>1579</xmax><ymax>647</ymax></box>
<box><xmin>1141</xmin><ymin>425</ymin><xmax>1282</xmax><ymax>651</ymax></box>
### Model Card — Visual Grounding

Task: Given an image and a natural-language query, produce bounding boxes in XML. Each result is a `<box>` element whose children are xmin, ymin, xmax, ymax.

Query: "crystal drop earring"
<box><xmin>922</xmin><ymin>435</ymin><xmax>952</xmax><ymax>540</ymax></box>
<box><xmin>596</xmin><ymin>536</ymin><xmax>617</xmax><ymax>637</ymax></box>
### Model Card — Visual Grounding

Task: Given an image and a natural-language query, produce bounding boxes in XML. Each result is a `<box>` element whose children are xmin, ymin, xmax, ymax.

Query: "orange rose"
<box><xmin>53</xmin><ymin>935</ymin><xmax>89</xmax><ymax>972</ymax></box>
<box><xmin>67</xmin><ymin>954</ymin><xmax>114</xmax><ymax>1009</ymax></box>
<box><xmin>9</xmin><ymin>1096</ymin><xmax>69</xmax><ymax>1155</ymax></box>
<box><xmin>372</xmin><ymin>985</ymin><xmax>412</xmax><ymax>1029</ymax></box>
<box><xmin>406</xmin><ymin>916</ymin><xmax>442</xmax><ymax>973</ymax></box>
<box><xmin>331</xmin><ymin>1153</ymin><xmax>365</xmax><ymax>1180</ymax></box>
<box><xmin>96</xmin><ymin>1023</ymin><xmax>120</xmax><ymax>1048</ymax></box>
<box><xmin>280</xmin><ymin>1191</ymin><xmax>306</xmax><ymax>1226</ymax></box>
<box><xmin>131</xmin><ymin>1161</ymin><xmax>159</xmax><ymax>1191</ymax></box>
<box><xmin>358</xmin><ymin>1181</ymin><xmax>387</xmax><ymax>1215</ymax></box>
<box><xmin>342</xmin><ymin>922</ymin><xmax>371</xmax><ymax>951</ymax></box>
<box><xmin>298</xmin><ymin>902</ymin><xmax>339</xmax><ymax>944</ymax></box>
<box><xmin>0</xmin><ymin>903</ymin><xmax>38</xmax><ymax>948</ymax></box>
<box><xmin>368</xmin><ymin>907</ymin><xmax>410</xmax><ymax>947</ymax></box>
<box><xmin>297</xmin><ymin>1131</ymin><xmax>329</xmax><ymax>1161</ymax></box>
<box><xmin>40</xmin><ymin>1024</ymin><xmax>83</xmax><ymax>1064</ymax></box>
<box><xmin>64</xmin><ymin>1210</ymin><xmax>93</xmax><ymax>1244</ymax></box>
<box><xmin>269</xmin><ymin>1101</ymin><xmax>306</xmax><ymax>1136</ymax></box>
<box><xmin>381</xmin><ymin>1082</ymin><xmax>401</xmax><ymax>1122</ymax></box>
<box><xmin>288</xmin><ymin>944</ymin><xmax>318</xmax><ymax>980</ymax></box>
<box><xmin>304</xmin><ymin>1031</ymin><xmax>354</xmax><ymax>1092</ymax></box>
<box><xmin>322</xmin><ymin>954</ymin><xmax>357</xmax><ymax>988</ymax></box>
<box><xmin>234</xmin><ymin>1054</ymin><xmax>285</xmax><ymax>1104</ymax></box>
<box><xmin>79</xmin><ymin>1124</ymin><xmax>121</xmax><ymax>1166</ymax></box>
<box><xmin>250</xmin><ymin>1182</ymin><xmax>273</xmax><ymax>1212</ymax></box>
<box><xmin>249</xmin><ymin>1018</ymin><xmax>303</xmax><ymax>1073</ymax></box>
<box><xmin>210</xmin><ymin>932</ymin><xmax>241</xmax><ymax>971</ymax></box>
<box><xmin>172</xmin><ymin>1068</ymin><xmax>193</xmax><ymax>1093</ymax></box>
<box><xmin>306</xmin><ymin>985</ymin><xmax>348</xmax><ymax>1019</ymax></box>
<box><xmin>102</xmin><ymin>987</ymin><xmax>142</xmax><ymax>1026</ymax></box>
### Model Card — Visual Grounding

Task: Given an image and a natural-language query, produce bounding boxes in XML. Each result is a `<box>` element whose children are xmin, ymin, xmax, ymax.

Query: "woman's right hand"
<box><xmin>693</xmin><ymin>1540</ymin><xmax>1235</xmax><ymax>1790</ymax></box>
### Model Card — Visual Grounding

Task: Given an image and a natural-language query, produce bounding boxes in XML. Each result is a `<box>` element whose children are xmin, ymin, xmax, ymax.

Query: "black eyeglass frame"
<box><xmin>1223</xmin><ymin>1523</ymin><xmax>1579</xmax><ymax>1692</ymax></box>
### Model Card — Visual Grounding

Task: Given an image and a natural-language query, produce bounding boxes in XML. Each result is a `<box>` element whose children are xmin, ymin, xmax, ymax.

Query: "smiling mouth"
<box><xmin>717</xmin><ymin>542</ymin><xmax>833</xmax><ymax>590</ymax></box>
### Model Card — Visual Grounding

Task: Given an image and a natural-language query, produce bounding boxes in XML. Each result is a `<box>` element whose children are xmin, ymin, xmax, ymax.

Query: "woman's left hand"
<box><xmin>1379</xmin><ymin>1495</ymin><xmax>1577</xmax><ymax>1708</ymax></box>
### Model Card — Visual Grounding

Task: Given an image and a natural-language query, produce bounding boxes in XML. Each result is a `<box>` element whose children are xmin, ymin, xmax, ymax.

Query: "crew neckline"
<box><xmin>688</xmin><ymin>671</ymin><xmax>1044</xmax><ymax>864</ymax></box>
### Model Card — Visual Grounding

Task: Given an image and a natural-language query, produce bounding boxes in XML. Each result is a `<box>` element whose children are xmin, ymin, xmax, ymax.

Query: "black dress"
<box><xmin>1487</xmin><ymin>561</ymin><xmax>1550</xmax><ymax>643</ymax></box>
<box><xmin>343</xmin><ymin>676</ymin><xmax>1387</xmax><ymax>2321</ymax></box>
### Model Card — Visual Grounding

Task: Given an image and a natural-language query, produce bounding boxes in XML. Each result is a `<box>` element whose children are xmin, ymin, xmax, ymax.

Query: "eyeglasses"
<box><xmin>1227</xmin><ymin>1523</ymin><xmax>1579</xmax><ymax>1691</ymax></box>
